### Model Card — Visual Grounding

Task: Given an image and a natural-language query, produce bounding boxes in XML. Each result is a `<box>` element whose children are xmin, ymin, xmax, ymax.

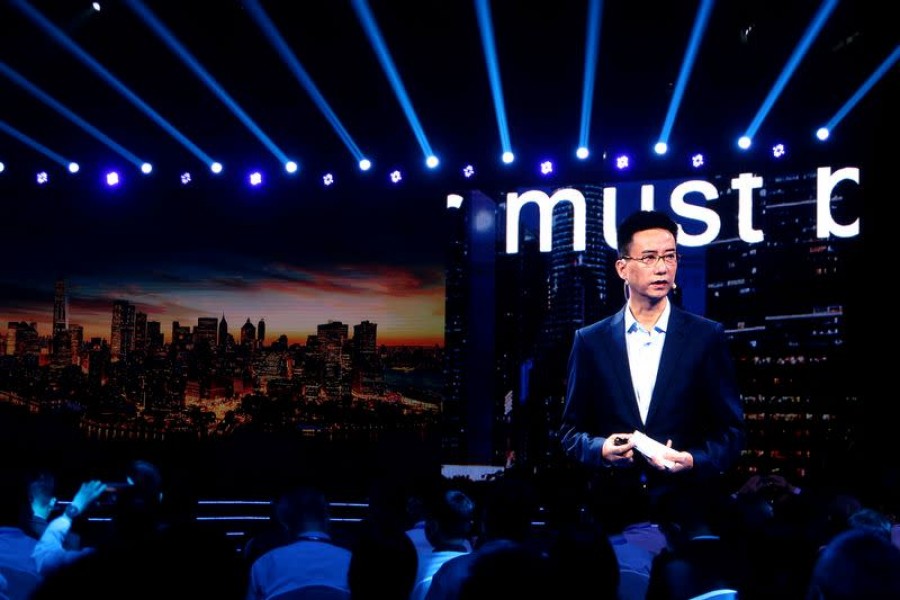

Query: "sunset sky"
<box><xmin>2</xmin><ymin>179</ymin><xmax>449</xmax><ymax>347</ymax></box>
<box><xmin>2</xmin><ymin>261</ymin><xmax>445</xmax><ymax>346</ymax></box>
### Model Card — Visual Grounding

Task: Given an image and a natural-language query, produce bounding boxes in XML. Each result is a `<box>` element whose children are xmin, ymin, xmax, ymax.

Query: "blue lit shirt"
<box><xmin>624</xmin><ymin>300</ymin><xmax>671</xmax><ymax>424</ymax></box>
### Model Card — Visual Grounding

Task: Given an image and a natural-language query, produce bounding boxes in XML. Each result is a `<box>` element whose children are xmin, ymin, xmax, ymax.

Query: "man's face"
<box><xmin>616</xmin><ymin>228</ymin><xmax>677</xmax><ymax>302</ymax></box>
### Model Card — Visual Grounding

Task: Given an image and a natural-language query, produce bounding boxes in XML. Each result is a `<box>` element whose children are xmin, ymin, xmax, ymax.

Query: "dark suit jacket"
<box><xmin>560</xmin><ymin>304</ymin><xmax>745</xmax><ymax>484</ymax></box>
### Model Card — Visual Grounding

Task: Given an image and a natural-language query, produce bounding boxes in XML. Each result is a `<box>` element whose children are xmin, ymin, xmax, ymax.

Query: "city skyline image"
<box><xmin>2</xmin><ymin>179</ymin><xmax>449</xmax><ymax>348</ymax></box>
<box><xmin>0</xmin><ymin>182</ymin><xmax>450</xmax><ymax>499</ymax></box>
<box><xmin>1</xmin><ymin>261</ymin><xmax>446</xmax><ymax>348</ymax></box>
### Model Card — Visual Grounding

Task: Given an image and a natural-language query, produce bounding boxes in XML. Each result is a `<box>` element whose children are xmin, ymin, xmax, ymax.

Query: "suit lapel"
<box><xmin>645</xmin><ymin>306</ymin><xmax>687</xmax><ymax>426</ymax></box>
<box><xmin>608</xmin><ymin>307</ymin><xmax>643</xmax><ymax>424</ymax></box>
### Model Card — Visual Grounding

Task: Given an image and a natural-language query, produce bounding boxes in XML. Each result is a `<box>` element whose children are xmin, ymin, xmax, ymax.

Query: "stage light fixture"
<box><xmin>141</xmin><ymin>162</ymin><xmax>153</xmax><ymax>174</ymax></box>
<box><xmin>540</xmin><ymin>160</ymin><xmax>553</xmax><ymax>175</ymax></box>
<box><xmin>106</xmin><ymin>171</ymin><xmax>119</xmax><ymax>186</ymax></box>
<box><xmin>654</xmin><ymin>142</ymin><xmax>668</xmax><ymax>155</ymax></box>
<box><xmin>390</xmin><ymin>170</ymin><xmax>402</xmax><ymax>183</ymax></box>
<box><xmin>359</xmin><ymin>159</ymin><xmax>371</xmax><ymax>171</ymax></box>
<box><xmin>737</xmin><ymin>136</ymin><xmax>752</xmax><ymax>150</ymax></box>
<box><xmin>210</xmin><ymin>162</ymin><xmax>223</xmax><ymax>174</ymax></box>
<box><xmin>615</xmin><ymin>155</ymin><xmax>630</xmax><ymax>170</ymax></box>
<box><xmin>463</xmin><ymin>165</ymin><xmax>475</xmax><ymax>178</ymax></box>
<box><xmin>691</xmin><ymin>153</ymin><xmax>704</xmax><ymax>168</ymax></box>
<box><xmin>249</xmin><ymin>171</ymin><xmax>263</xmax><ymax>186</ymax></box>
<box><xmin>576</xmin><ymin>147</ymin><xmax>589</xmax><ymax>159</ymax></box>
<box><xmin>426</xmin><ymin>155</ymin><xmax>439</xmax><ymax>169</ymax></box>
<box><xmin>772</xmin><ymin>144</ymin><xmax>786</xmax><ymax>158</ymax></box>
<box><xmin>285</xmin><ymin>161</ymin><xmax>298</xmax><ymax>174</ymax></box>
<box><xmin>446</xmin><ymin>193</ymin><xmax>463</xmax><ymax>209</ymax></box>
<box><xmin>92</xmin><ymin>3</ymin><xmax>101</xmax><ymax>11</ymax></box>
<box><xmin>0</xmin><ymin>162</ymin><xmax>5</xmax><ymax>173</ymax></box>
<box><xmin>68</xmin><ymin>162</ymin><xmax>79</xmax><ymax>173</ymax></box>
<box><xmin>37</xmin><ymin>171</ymin><xmax>48</xmax><ymax>184</ymax></box>
<box><xmin>323</xmin><ymin>173</ymin><xmax>334</xmax><ymax>186</ymax></box>
<box><xmin>180</xmin><ymin>172</ymin><xmax>191</xmax><ymax>185</ymax></box>
<box><xmin>816</xmin><ymin>127</ymin><xmax>830</xmax><ymax>141</ymax></box>
<box><xmin>501</xmin><ymin>151</ymin><xmax>514</xmax><ymax>164</ymax></box>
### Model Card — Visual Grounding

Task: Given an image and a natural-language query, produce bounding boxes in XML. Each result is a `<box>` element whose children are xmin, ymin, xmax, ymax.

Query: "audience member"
<box><xmin>241</xmin><ymin>488</ymin><xmax>295</xmax><ymax>567</ymax></box>
<box><xmin>546</xmin><ymin>520</ymin><xmax>619</xmax><ymax>600</ymax></box>
<box><xmin>805</xmin><ymin>528</ymin><xmax>900</xmax><ymax>600</ymax></box>
<box><xmin>425</xmin><ymin>474</ymin><xmax>539</xmax><ymax>600</ymax></box>
<box><xmin>457</xmin><ymin>543</ymin><xmax>550</xmax><ymax>600</ymax></box>
<box><xmin>21</xmin><ymin>471</ymin><xmax>56</xmax><ymax>540</ymax></box>
<box><xmin>31</xmin><ymin>460</ymin><xmax>244</xmax><ymax>599</ymax></box>
<box><xmin>410</xmin><ymin>489</ymin><xmax>474</xmax><ymax>600</ymax></box>
<box><xmin>0</xmin><ymin>486</ymin><xmax>41</xmax><ymax>600</ymax></box>
<box><xmin>847</xmin><ymin>507</ymin><xmax>892</xmax><ymax>542</ymax></box>
<box><xmin>30</xmin><ymin>479</ymin><xmax>105</xmax><ymax>575</ymax></box>
<box><xmin>646</xmin><ymin>485</ymin><xmax>747</xmax><ymax>600</ymax></box>
<box><xmin>246</xmin><ymin>485</ymin><xmax>352</xmax><ymax>600</ymax></box>
<box><xmin>348</xmin><ymin>524</ymin><xmax>418</xmax><ymax>600</ymax></box>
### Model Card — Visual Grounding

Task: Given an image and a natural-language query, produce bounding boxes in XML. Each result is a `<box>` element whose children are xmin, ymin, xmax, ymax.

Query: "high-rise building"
<box><xmin>443</xmin><ymin>191</ymin><xmax>498</xmax><ymax>464</ymax></box>
<box><xmin>505</xmin><ymin>184</ymin><xmax>616</xmax><ymax>466</ymax></box>
<box><xmin>352</xmin><ymin>321</ymin><xmax>379</xmax><ymax>394</ymax></box>
<box><xmin>52</xmin><ymin>278</ymin><xmax>70</xmax><ymax>361</ymax></box>
<box><xmin>318</xmin><ymin>321</ymin><xmax>349</xmax><ymax>398</ymax></box>
<box><xmin>147</xmin><ymin>321</ymin><xmax>163</xmax><ymax>348</ymax></box>
<box><xmin>352</xmin><ymin>321</ymin><xmax>377</xmax><ymax>366</ymax></box>
<box><xmin>52</xmin><ymin>278</ymin><xmax>68</xmax><ymax>337</ymax></box>
<box><xmin>69</xmin><ymin>324</ymin><xmax>83</xmax><ymax>364</ymax></box>
<box><xmin>133</xmin><ymin>311</ymin><xmax>148</xmax><ymax>353</ymax></box>
<box><xmin>196</xmin><ymin>317</ymin><xmax>218</xmax><ymax>347</ymax></box>
<box><xmin>257</xmin><ymin>319</ymin><xmax>266</xmax><ymax>347</ymax></box>
<box><xmin>241</xmin><ymin>319</ymin><xmax>256</xmax><ymax>346</ymax></box>
<box><xmin>705</xmin><ymin>170</ymin><xmax>861</xmax><ymax>480</ymax></box>
<box><xmin>110</xmin><ymin>300</ymin><xmax>135</xmax><ymax>362</ymax></box>
<box><xmin>218</xmin><ymin>314</ymin><xmax>228</xmax><ymax>347</ymax></box>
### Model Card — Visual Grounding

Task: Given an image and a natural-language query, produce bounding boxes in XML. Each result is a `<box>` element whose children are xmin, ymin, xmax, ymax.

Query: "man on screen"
<box><xmin>559</xmin><ymin>209</ymin><xmax>745</xmax><ymax>522</ymax></box>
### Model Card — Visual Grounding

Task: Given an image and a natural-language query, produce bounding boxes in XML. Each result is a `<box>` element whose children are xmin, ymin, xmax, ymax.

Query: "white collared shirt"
<box><xmin>624</xmin><ymin>301</ymin><xmax>671</xmax><ymax>424</ymax></box>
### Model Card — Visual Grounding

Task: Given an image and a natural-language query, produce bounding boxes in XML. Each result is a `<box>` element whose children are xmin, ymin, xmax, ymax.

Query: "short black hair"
<box><xmin>616</xmin><ymin>210</ymin><xmax>678</xmax><ymax>256</ymax></box>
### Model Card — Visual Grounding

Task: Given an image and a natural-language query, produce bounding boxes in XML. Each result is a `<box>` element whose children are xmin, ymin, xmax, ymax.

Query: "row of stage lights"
<box><xmin>0</xmin><ymin>131</ymin><xmax>832</xmax><ymax>189</ymax></box>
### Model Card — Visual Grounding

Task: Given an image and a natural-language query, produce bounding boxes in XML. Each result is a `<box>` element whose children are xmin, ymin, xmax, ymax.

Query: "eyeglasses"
<box><xmin>620</xmin><ymin>252</ymin><xmax>680</xmax><ymax>268</ymax></box>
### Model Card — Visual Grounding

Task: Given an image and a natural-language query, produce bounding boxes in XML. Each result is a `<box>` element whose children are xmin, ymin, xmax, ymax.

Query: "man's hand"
<box><xmin>69</xmin><ymin>480</ymin><xmax>107</xmax><ymax>515</ymax></box>
<box><xmin>601</xmin><ymin>433</ymin><xmax>635</xmax><ymax>467</ymax></box>
<box><xmin>649</xmin><ymin>439</ymin><xmax>694</xmax><ymax>472</ymax></box>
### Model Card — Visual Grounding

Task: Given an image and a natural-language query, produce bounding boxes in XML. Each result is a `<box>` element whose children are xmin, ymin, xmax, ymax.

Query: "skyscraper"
<box><xmin>241</xmin><ymin>318</ymin><xmax>256</xmax><ymax>346</ymax></box>
<box><xmin>318</xmin><ymin>321</ymin><xmax>349</xmax><ymax>399</ymax></box>
<box><xmin>110</xmin><ymin>300</ymin><xmax>135</xmax><ymax>362</ymax></box>
<box><xmin>196</xmin><ymin>317</ymin><xmax>218</xmax><ymax>347</ymax></box>
<box><xmin>52</xmin><ymin>278</ymin><xmax>69</xmax><ymax>361</ymax></box>
<box><xmin>443</xmin><ymin>191</ymin><xmax>498</xmax><ymax>464</ymax></box>
<box><xmin>218</xmin><ymin>314</ymin><xmax>228</xmax><ymax>347</ymax></box>
<box><xmin>52</xmin><ymin>278</ymin><xmax>68</xmax><ymax>337</ymax></box>
<box><xmin>706</xmin><ymin>169</ymin><xmax>861</xmax><ymax>479</ymax></box>
<box><xmin>133</xmin><ymin>311</ymin><xmax>148</xmax><ymax>353</ymax></box>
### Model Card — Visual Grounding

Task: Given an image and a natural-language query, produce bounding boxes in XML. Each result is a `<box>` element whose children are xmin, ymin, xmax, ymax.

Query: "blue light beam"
<box><xmin>123</xmin><ymin>0</ymin><xmax>289</xmax><ymax>166</ymax></box>
<box><xmin>351</xmin><ymin>0</ymin><xmax>437</xmax><ymax>163</ymax></box>
<box><xmin>244</xmin><ymin>0</ymin><xmax>367</xmax><ymax>165</ymax></box>
<box><xmin>822</xmin><ymin>45</ymin><xmax>900</xmax><ymax>135</ymax></box>
<box><xmin>0</xmin><ymin>61</ymin><xmax>146</xmax><ymax>170</ymax></box>
<box><xmin>475</xmin><ymin>0</ymin><xmax>513</xmax><ymax>158</ymax></box>
<box><xmin>657</xmin><ymin>0</ymin><xmax>715</xmax><ymax>148</ymax></box>
<box><xmin>741</xmin><ymin>0</ymin><xmax>839</xmax><ymax>142</ymax></box>
<box><xmin>578</xmin><ymin>0</ymin><xmax>604</xmax><ymax>152</ymax></box>
<box><xmin>0</xmin><ymin>119</ymin><xmax>76</xmax><ymax>170</ymax></box>
<box><xmin>11</xmin><ymin>0</ymin><xmax>215</xmax><ymax>168</ymax></box>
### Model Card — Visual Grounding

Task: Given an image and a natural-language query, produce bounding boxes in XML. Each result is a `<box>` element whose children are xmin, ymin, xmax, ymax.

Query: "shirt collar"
<box><xmin>625</xmin><ymin>299</ymin><xmax>671</xmax><ymax>333</ymax></box>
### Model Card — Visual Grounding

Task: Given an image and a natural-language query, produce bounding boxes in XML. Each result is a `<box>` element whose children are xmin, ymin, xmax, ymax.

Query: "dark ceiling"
<box><xmin>0</xmin><ymin>0</ymin><xmax>896</xmax><ymax>194</ymax></box>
